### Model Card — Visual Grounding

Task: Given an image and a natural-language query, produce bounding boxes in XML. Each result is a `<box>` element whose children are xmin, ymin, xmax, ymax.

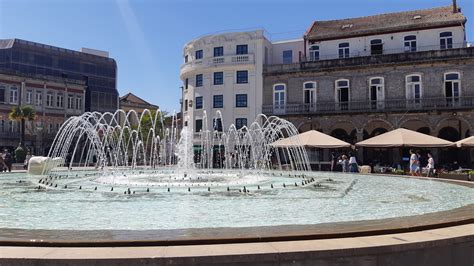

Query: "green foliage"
<box><xmin>468</xmin><ymin>170</ymin><xmax>474</xmax><ymax>176</ymax></box>
<box><xmin>15</xmin><ymin>146</ymin><xmax>27</xmax><ymax>163</ymax></box>
<box><xmin>392</xmin><ymin>169</ymin><xmax>405</xmax><ymax>175</ymax></box>
<box><xmin>8</xmin><ymin>105</ymin><xmax>36</xmax><ymax>121</ymax></box>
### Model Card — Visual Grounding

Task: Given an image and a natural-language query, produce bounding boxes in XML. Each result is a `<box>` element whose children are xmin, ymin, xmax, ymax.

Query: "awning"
<box><xmin>356</xmin><ymin>128</ymin><xmax>454</xmax><ymax>148</ymax></box>
<box><xmin>270</xmin><ymin>130</ymin><xmax>351</xmax><ymax>149</ymax></box>
<box><xmin>455</xmin><ymin>136</ymin><xmax>474</xmax><ymax>148</ymax></box>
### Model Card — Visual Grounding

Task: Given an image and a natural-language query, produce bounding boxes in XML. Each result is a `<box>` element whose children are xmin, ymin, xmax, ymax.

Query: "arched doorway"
<box><xmin>437</xmin><ymin>125</ymin><xmax>468</xmax><ymax>167</ymax></box>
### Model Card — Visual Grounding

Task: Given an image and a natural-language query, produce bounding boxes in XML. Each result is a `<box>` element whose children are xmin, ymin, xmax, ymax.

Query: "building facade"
<box><xmin>262</xmin><ymin>5</ymin><xmax>473</xmax><ymax>166</ymax></box>
<box><xmin>119</xmin><ymin>92</ymin><xmax>159</xmax><ymax>126</ymax></box>
<box><xmin>0</xmin><ymin>39</ymin><xmax>117</xmax><ymax>155</ymax></box>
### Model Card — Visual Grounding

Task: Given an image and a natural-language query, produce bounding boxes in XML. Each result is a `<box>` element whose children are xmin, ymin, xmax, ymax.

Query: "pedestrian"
<box><xmin>0</xmin><ymin>151</ymin><xmax>7</xmax><ymax>172</ymax></box>
<box><xmin>409</xmin><ymin>149</ymin><xmax>419</xmax><ymax>176</ymax></box>
<box><xmin>24</xmin><ymin>151</ymin><xmax>32</xmax><ymax>170</ymax></box>
<box><xmin>426</xmin><ymin>153</ymin><xmax>435</xmax><ymax>177</ymax></box>
<box><xmin>330</xmin><ymin>152</ymin><xmax>337</xmax><ymax>171</ymax></box>
<box><xmin>3</xmin><ymin>149</ymin><xmax>12</xmax><ymax>172</ymax></box>
<box><xmin>341</xmin><ymin>155</ymin><xmax>349</xmax><ymax>172</ymax></box>
<box><xmin>349</xmin><ymin>152</ymin><xmax>359</xmax><ymax>173</ymax></box>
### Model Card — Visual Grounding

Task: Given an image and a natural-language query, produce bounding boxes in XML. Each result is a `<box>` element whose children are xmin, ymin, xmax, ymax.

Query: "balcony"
<box><xmin>262</xmin><ymin>96</ymin><xmax>474</xmax><ymax>116</ymax></box>
<box><xmin>264</xmin><ymin>46</ymin><xmax>474</xmax><ymax>75</ymax></box>
<box><xmin>181</xmin><ymin>54</ymin><xmax>254</xmax><ymax>75</ymax></box>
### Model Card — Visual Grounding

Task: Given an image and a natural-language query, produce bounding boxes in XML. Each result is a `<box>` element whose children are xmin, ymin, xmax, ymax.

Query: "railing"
<box><xmin>262</xmin><ymin>96</ymin><xmax>474</xmax><ymax>116</ymax></box>
<box><xmin>181</xmin><ymin>54</ymin><xmax>254</xmax><ymax>73</ymax></box>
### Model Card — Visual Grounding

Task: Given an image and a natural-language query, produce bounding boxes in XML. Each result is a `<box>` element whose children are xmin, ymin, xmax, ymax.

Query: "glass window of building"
<box><xmin>235</xmin><ymin>94</ymin><xmax>247</xmax><ymax>107</ymax></box>
<box><xmin>236</xmin><ymin>70</ymin><xmax>248</xmax><ymax>84</ymax></box>
<box><xmin>195</xmin><ymin>96</ymin><xmax>203</xmax><ymax>109</ymax></box>
<box><xmin>235</xmin><ymin>118</ymin><xmax>247</xmax><ymax>130</ymax></box>
<box><xmin>195</xmin><ymin>50</ymin><xmax>203</xmax><ymax>60</ymax></box>
<box><xmin>404</xmin><ymin>35</ymin><xmax>417</xmax><ymax>52</ymax></box>
<box><xmin>214</xmin><ymin>47</ymin><xmax>224</xmax><ymax>57</ymax></box>
<box><xmin>184</xmin><ymin>55</ymin><xmax>188</xmax><ymax>63</ymax></box>
<box><xmin>309</xmin><ymin>45</ymin><xmax>319</xmax><ymax>61</ymax></box>
<box><xmin>26</xmin><ymin>90</ymin><xmax>33</xmax><ymax>104</ymax></box>
<box><xmin>56</xmin><ymin>93</ymin><xmax>64</xmax><ymax>108</ymax></box>
<box><xmin>213</xmin><ymin>95</ymin><xmax>223</xmax><ymax>108</ymax></box>
<box><xmin>273</xmin><ymin>84</ymin><xmax>286</xmax><ymax>113</ymax></box>
<box><xmin>369</xmin><ymin>77</ymin><xmax>385</xmax><ymax>109</ymax></box>
<box><xmin>440</xmin><ymin>32</ymin><xmax>453</xmax><ymax>49</ymax></box>
<box><xmin>283</xmin><ymin>50</ymin><xmax>293</xmax><ymax>64</ymax></box>
<box><xmin>303</xmin><ymin>82</ymin><xmax>316</xmax><ymax>107</ymax></box>
<box><xmin>68</xmin><ymin>94</ymin><xmax>74</xmax><ymax>109</ymax></box>
<box><xmin>9</xmin><ymin>86</ymin><xmax>18</xmax><ymax>104</ymax></box>
<box><xmin>195</xmin><ymin>119</ymin><xmax>203</xmax><ymax>132</ymax></box>
<box><xmin>0</xmin><ymin>85</ymin><xmax>5</xmax><ymax>103</ymax></box>
<box><xmin>335</xmin><ymin>79</ymin><xmax>350</xmax><ymax>110</ymax></box>
<box><xmin>370</xmin><ymin>39</ymin><xmax>383</xmax><ymax>55</ymax></box>
<box><xmin>405</xmin><ymin>74</ymin><xmax>422</xmax><ymax>104</ymax></box>
<box><xmin>444</xmin><ymin>72</ymin><xmax>461</xmax><ymax>103</ymax></box>
<box><xmin>35</xmin><ymin>91</ymin><xmax>42</xmax><ymax>106</ymax></box>
<box><xmin>196</xmin><ymin>74</ymin><xmax>203</xmax><ymax>87</ymax></box>
<box><xmin>185</xmin><ymin>78</ymin><xmax>189</xmax><ymax>90</ymax></box>
<box><xmin>213</xmin><ymin>118</ymin><xmax>223</xmax><ymax>132</ymax></box>
<box><xmin>338</xmin><ymin>43</ymin><xmax>350</xmax><ymax>58</ymax></box>
<box><xmin>46</xmin><ymin>92</ymin><xmax>54</xmax><ymax>107</ymax></box>
<box><xmin>184</xmin><ymin>99</ymin><xmax>188</xmax><ymax>111</ymax></box>
<box><xmin>75</xmin><ymin>96</ymin><xmax>82</xmax><ymax>110</ymax></box>
<box><xmin>236</xmin><ymin>45</ymin><xmax>248</xmax><ymax>55</ymax></box>
<box><xmin>214</xmin><ymin>72</ymin><xmax>224</xmax><ymax>85</ymax></box>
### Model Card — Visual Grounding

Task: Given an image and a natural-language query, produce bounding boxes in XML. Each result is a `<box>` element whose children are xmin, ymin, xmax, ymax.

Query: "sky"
<box><xmin>0</xmin><ymin>0</ymin><xmax>472</xmax><ymax>113</ymax></box>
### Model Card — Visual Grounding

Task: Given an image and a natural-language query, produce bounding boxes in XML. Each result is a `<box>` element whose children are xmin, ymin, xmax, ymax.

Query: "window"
<box><xmin>235</xmin><ymin>118</ymin><xmax>247</xmax><ymax>130</ymax></box>
<box><xmin>303</xmin><ymin>82</ymin><xmax>316</xmax><ymax>111</ymax></box>
<box><xmin>309</xmin><ymin>45</ymin><xmax>319</xmax><ymax>61</ymax></box>
<box><xmin>195</xmin><ymin>50</ymin><xmax>203</xmax><ymax>60</ymax></box>
<box><xmin>444</xmin><ymin>72</ymin><xmax>461</xmax><ymax>105</ymax></box>
<box><xmin>406</xmin><ymin>75</ymin><xmax>422</xmax><ymax>104</ymax></box>
<box><xmin>213</xmin><ymin>118</ymin><xmax>223</xmax><ymax>132</ymax></box>
<box><xmin>185</xmin><ymin>78</ymin><xmax>189</xmax><ymax>90</ymax></box>
<box><xmin>75</xmin><ymin>96</ymin><xmax>82</xmax><ymax>110</ymax></box>
<box><xmin>0</xmin><ymin>86</ymin><xmax>6</xmax><ymax>103</ymax></box>
<box><xmin>56</xmin><ymin>93</ymin><xmax>64</xmax><ymax>108</ymax></box>
<box><xmin>235</xmin><ymin>94</ymin><xmax>247</xmax><ymax>107</ymax></box>
<box><xmin>195</xmin><ymin>96</ymin><xmax>203</xmax><ymax>109</ymax></box>
<box><xmin>338</xmin><ymin>43</ymin><xmax>350</xmax><ymax>58</ymax></box>
<box><xmin>46</xmin><ymin>92</ymin><xmax>54</xmax><ymax>107</ymax></box>
<box><xmin>213</xmin><ymin>72</ymin><xmax>223</xmax><ymax>85</ymax></box>
<box><xmin>370</xmin><ymin>39</ymin><xmax>383</xmax><ymax>55</ymax></box>
<box><xmin>236</xmin><ymin>44</ymin><xmax>248</xmax><ymax>55</ymax></box>
<box><xmin>195</xmin><ymin>74</ymin><xmax>203</xmax><ymax>87</ymax></box>
<box><xmin>9</xmin><ymin>86</ymin><xmax>18</xmax><ymax>104</ymax></box>
<box><xmin>68</xmin><ymin>94</ymin><xmax>74</xmax><ymax>109</ymax></box>
<box><xmin>283</xmin><ymin>50</ymin><xmax>293</xmax><ymax>64</ymax></box>
<box><xmin>369</xmin><ymin>77</ymin><xmax>385</xmax><ymax>109</ymax></box>
<box><xmin>25</xmin><ymin>89</ymin><xmax>33</xmax><ymax>104</ymax></box>
<box><xmin>195</xmin><ymin>119</ymin><xmax>203</xmax><ymax>132</ymax></box>
<box><xmin>213</xmin><ymin>95</ymin><xmax>223</xmax><ymax>108</ymax></box>
<box><xmin>184</xmin><ymin>99</ymin><xmax>188</xmax><ymax>111</ymax></box>
<box><xmin>404</xmin><ymin>35</ymin><xmax>417</xmax><ymax>52</ymax></box>
<box><xmin>35</xmin><ymin>91</ymin><xmax>42</xmax><ymax>106</ymax></box>
<box><xmin>236</xmin><ymin>70</ymin><xmax>248</xmax><ymax>84</ymax></box>
<box><xmin>214</xmin><ymin>46</ymin><xmax>223</xmax><ymax>57</ymax></box>
<box><xmin>335</xmin><ymin>79</ymin><xmax>350</xmax><ymax>110</ymax></box>
<box><xmin>273</xmin><ymin>84</ymin><xmax>286</xmax><ymax>114</ymax></box>
<box><xmin>48</xmin><ymin>123</ymin><xmax>53</xmax><ymax>134</ymax></box>
<box><xmin>440</xmin><ymin>32</ymin><xmax>453</xmax><ymax>49</ymax></box>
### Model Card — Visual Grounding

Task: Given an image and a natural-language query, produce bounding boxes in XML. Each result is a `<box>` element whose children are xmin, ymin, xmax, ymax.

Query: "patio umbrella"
<box><xmin>356</xmin><ymin>128</ymin><xmax>454</xmax><ymax>148</ymax></box>
<box><xmin>270</xmin><ymin>130</ymin><xmax>351</xmax><ymax>149</ymax></box>
<box><xmin>455</xmin><ymin>136</ymin><xmax>474</xmax><ymax>148</ymax></box>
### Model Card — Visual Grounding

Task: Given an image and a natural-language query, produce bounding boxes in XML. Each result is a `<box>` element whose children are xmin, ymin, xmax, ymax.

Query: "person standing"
<box><xmin>409</xmin><ymin>149</ymin><xmax>419</xmax><ymax>176</ymax></box>
<box><xmin>349</xmin><ymin>153</ymin><xmax>359</xmax><ymax>173</ymax></box>
<box><xmin>3</xmin><ymin>150</ymin><xmax>12</xmax><ymax>172</ymax></box>
<box><xmin>426</xmin><ymin>153</ymin><xmax>435</xmax><ymax>177</ymax></box>
<box><xmin>0</xmin><ymin>151</ymin><xmax>7</xmax><ymax>172</ymax></box>
<box><xmin>341</xmin><ymin>155</ymin><xmax>349</xmax><ymax>173</ymax></box>
<box><xmin>330</xmin><ymin>152</ymin><xmax>337</xmax><ymax>172</ymax></box>
<box><xmin>24</xmin><ymin>151</ymin><xmax>32</xmax><ymax>170</ymax></box>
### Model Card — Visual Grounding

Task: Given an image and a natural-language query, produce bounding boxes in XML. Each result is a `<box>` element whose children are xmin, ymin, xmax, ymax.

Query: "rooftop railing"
<box><xmin>181</xmin><ymin>53</ymin><xmax>254</xmax><ymax>73</ymax></box>
<box><xmin>262</xmin><ymin>96</ymin><xmax>474</xmax><ymax>116</ymax></box>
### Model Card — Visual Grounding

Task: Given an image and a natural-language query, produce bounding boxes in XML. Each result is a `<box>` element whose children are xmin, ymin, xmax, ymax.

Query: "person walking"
<box><xmin>426</xmin><ymin>153</ymin><xmax>435</xmax><ymax>177</ymax></box>
<box><xmin>330</xmin><ymin>152</ymin><xmax>338</xmax><ymax>172</ymax></box>
<box><xmin>24</xmin><ymin>151</ymin><xmax>32</xmax><ymax>170</ymax></box>
<box><xmin>0</xmin><ymin>151</ymin><xmax>7</xmax><ymax>172</ymax></box>
<box><xmin>3</xmin><ymin>149</ymin><xmax>12</xmax><ymax>172</ymax></box>
<box><xmin>349</xmin><ymin>152</ymin><xmax>359</xmax><ymax>173</ymax></box>
<box><xmin>409</xmin><ymin>149</ymin><xmax>419</xmax><ymax>176</ymax></box>
<box><xmin>341</xmin><ymin>155</ymin><xmax>349</xmax><ymax>173</ymax></box>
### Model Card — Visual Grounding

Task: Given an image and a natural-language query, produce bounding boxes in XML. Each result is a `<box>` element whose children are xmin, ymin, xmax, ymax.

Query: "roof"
<box><xmin>270</xmin><ymin>130</ymin><xmax>351</xmax><ymax>149</ymax></box>
<box><xmin>120</xmin><ymin>92</ymin><xmax>158</xmax><ymax>108</ymax></box>
<box><xmin>356</xmin><ymin>128</ymin><xmax>454</xmax><ymax>148</ymax></box>
<box><xmin>305</xmin><ymin>6</ymin><xmax>466</xmax><ymax>42</ymax></box>
<box><xmin>456</xmin><ymin>136</ymin><xmax>474</xmax><ymax>147</ymax></box>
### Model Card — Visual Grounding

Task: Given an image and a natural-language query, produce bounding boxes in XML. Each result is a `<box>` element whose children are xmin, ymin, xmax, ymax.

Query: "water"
<box><xmin>1</xmin><ymin>172</ymin><xmax>472</xmax><ymax>230</ymax></box>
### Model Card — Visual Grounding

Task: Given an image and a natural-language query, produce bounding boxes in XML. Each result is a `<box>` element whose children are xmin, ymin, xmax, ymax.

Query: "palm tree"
<box><xmin>9</xmin><ymin>105</ymin><xmax>36</xmax><ymax>146</ymax></box>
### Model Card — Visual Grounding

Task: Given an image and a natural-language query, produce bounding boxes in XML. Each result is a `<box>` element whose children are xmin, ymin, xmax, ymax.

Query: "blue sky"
<box><xmin>0</xmin><ymin>0</ymin><xmax>472</xmax><ymax>113</ymax></box>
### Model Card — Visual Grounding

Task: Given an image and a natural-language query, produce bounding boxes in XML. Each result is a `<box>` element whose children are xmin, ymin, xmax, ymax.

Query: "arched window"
<box><xmin>303</xmin><ymin>82</ymin><xmax>317</xmax><ymax>112</ymax></box>
<box><xmin>338</xmin><ymin>43</ymin><xmax>350</xmax><ymax>58</ymax></box>
<box><xmin>404</xmin><ymin>35</ymin><xmax>417</xmax><ymax>52</ymax></box>
<box><xmin>273</xmin><ymin>84</ymin><xmax>286</xmax><ymax>114</ymax></box>
<box><xmin>440</xmin><ymin>32</ymin><xmax>453</xmax><ymax>49</ymax></box>
<box><xmin>309</xmin><ymin>45</ymin><xmax>319</xmax><ymax>61</ymax></box>
<box><xmin>406</xmin><ymin>74</ymin><xmax>422</xmax><ymax>105</ymax></box>
<box><xmin>444</xmin><ymin>72</ymin><xmax>461</xmax><ymax>106</ymax></box>
<box><xmin>369</xmin><ymin>77</ymin><xmax>384</xmax><ymax>109</ymax></box>
<box><xmin>335</xmin><ymin>79</ymin><xmax>350</xmax><ymax>110</ymax></box>
<box><xmin>370</xmin><ymin>39</ymin><xmax>383</xmax><ymax>55</ymax></box>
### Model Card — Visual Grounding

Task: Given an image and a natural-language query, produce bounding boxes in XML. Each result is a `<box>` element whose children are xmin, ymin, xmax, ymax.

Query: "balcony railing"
<box><xmin>181</xmin><ymin>54</ymin><xmax>254</xmax><ymax>73</ymax></box>
<box><xmin>262</xmin><ymin>96</ymin><xmax>474</xmax><ymax>116</ymax></box>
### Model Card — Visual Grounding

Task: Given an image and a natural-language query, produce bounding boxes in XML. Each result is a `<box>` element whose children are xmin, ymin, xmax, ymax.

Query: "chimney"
<box><xmin>453</xmin><ymin>0</ymin><xmax>457</xmax><ymax>13</ymax></box>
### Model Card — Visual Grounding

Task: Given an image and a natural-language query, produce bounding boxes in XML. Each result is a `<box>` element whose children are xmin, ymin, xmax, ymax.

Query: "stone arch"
<box><xmin>327</xmin><ymin>119</ymin><xmax>358</xmax><ymax>134</ymax></box>
<box><xmin>399</xmin><ymin>119</ymin><xmax>433</xmax><ymax>134</ymax></box>
<box><xmin>297</xmin><ymin>121</ymin><xmax>321</xmax><ymax>133</ymax></box>
<box><xmin>362</xmin><ymin>118</ymin><xmax>393</xmax><ymax>137</ymax></box>
<box><xmin>434</xmin><ymin>116</ymin><xmax>473</xmax><ymax>135</ymax></box>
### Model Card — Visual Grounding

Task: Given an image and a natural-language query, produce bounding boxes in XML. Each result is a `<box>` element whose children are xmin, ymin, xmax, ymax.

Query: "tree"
<box><xmin>9</xmin><ymin>105</ymin><xmax>36</xmax><ymax>147</ymax></box>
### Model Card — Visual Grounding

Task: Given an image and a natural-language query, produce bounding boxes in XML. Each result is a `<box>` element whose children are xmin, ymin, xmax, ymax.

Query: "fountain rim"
<box><xmin>0</xmin><ymin>175</ymin><xmax>472</xmax><ymax>248</ymax></box>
